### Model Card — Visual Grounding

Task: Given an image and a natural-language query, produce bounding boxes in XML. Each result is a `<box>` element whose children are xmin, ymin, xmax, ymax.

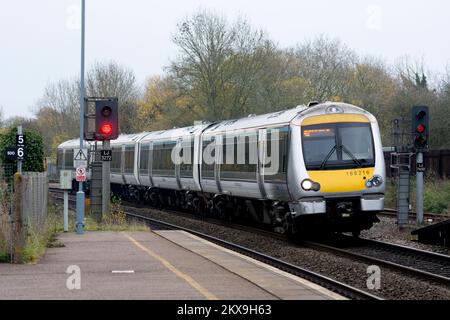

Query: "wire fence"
<box><xmin>0</xmin><ymin>165</ymin><xmax>48</xmax><ymax>263</ymax></box>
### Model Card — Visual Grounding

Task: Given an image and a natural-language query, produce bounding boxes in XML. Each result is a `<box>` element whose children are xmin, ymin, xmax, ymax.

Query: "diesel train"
<box><xmin>57</xmin><ymin>102</ymin><xmax>386</xmax><ymax>236</ymax></box>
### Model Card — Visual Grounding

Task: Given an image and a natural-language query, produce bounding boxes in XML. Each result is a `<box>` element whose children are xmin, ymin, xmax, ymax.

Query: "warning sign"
<box><xmin>73</xmin><ymin>148</ymin><xmax>88</xmax><ymax>168</ymax></box>
<box><xmin>76</xmin><ymin>167</ymin><xmax>86</xmax><ymax>182</ymax></box>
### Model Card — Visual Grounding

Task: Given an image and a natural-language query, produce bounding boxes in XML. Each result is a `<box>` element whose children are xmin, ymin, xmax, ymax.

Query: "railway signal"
<box><xmin>411</xmin><ymin>106</ymin><xmax>429</xmax><ymax>151</ymax></box>
<box><xmin>411</xmin><ymin>106</ymin><xmax>429</xmax><ymax>226</ymax></box>
<box><xmin>95</xmin><ymin>98</ymin><xmax>119</xmax><ymax>141</ymax></box>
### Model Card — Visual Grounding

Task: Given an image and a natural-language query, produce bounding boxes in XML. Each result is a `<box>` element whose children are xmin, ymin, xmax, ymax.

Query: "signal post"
<box><xmin>84</xmin><ymin>97</ymin><xmax>119</xmax><ymax>219</ymax></box>
<box><xmin>411</xmin><ymin>106</ymin><xmax>429</xmax><ymax>225</ymax></box>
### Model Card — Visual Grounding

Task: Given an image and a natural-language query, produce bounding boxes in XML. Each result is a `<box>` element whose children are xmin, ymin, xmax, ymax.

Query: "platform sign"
<box><xmin>4</xmin><ymin>147</ymin><xmax>18</xmax><ymax>161</ymax></box>
<box><xmin>73</xmin><ymin>148</ymin><xmax>88</xmax><ymax>168</ymax></box>
<box><xmin>16</xmin><ymin>134</ymin><xmax>26</xmax><ymax>160</ymax></box>
<box><xmin>75</xmin><ymin>167</ymin><xmax>86</xmax><ymax>182</ymax></box>
<box><xmin>60</xmin><ymin>170</ymin><xmax>72</xmax><ymax>189</ymax></box>
<box><xmin>101</xmin><ymin>149</ymin><xmax>112</xmax><ymax>161</ymax></box>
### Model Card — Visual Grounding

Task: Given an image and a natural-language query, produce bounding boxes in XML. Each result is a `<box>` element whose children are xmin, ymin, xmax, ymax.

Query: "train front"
<box><xmin>288</xmin><ymin>102</ymin><xmax>385</xmax><ymax>236</ymax></box>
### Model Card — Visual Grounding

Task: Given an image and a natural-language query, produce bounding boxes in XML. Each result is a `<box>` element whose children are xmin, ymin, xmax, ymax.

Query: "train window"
<box><xmin>302</xmin><ymin>123</ymin><xmax>375</xmax><ymax>170</ymax></box>
<box><xmin>124</xmin><ymin>145</ymin><xmax>134</xmax><ymax>174</ymax></box>
<box><xmin>264</xmin><ymin>127</ymin><xmax>289</xmax><ymax>182</ymax></box>
<box><xmin>201</xmin><ymin>136</ymin><xmax>215</xmax><ymax>179</ymax></box>
<box><xmin>180</xmin><ymin>139</ymin><xmax>194</xmax><ymax>178</ymax></box>
<box><xmin>111</xmin><ymin>147</ymin><xmax>122</xmax><ymax>173</ymax></box>
<box><xmin>220</xmin><ymin>131</ymin><xmax>257</xmax><ymax>182</ymax></box>
<box><xmin>64</xmin><ymin>150</ymin><xmax>73</xmax><ymax>169</ymax></box>
<box><xmin>57</xmin><ymin>150</ymin><xmax>63</xmax><ymax>169</ymax></box>
<box><xmin>339</xmin><ymin>125</ymin><xmax>374</xmax><ymax>162</ymax></box>
<box><xmin>152</xmin><ymin>141</ymin><xmax>176</xmax><ymax>177</ymax></box>
<box><xmin>302</xmin><ymin>127</ymin><xmax>338</xmax><ymax>166</ymax></box>
<box><xmin>139</xmin><ymin>143</ymin><xmax>150</xmax><ymax>175</ymax></box>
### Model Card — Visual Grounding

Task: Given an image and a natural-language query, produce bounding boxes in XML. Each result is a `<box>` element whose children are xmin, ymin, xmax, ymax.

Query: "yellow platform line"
<box><xmin>123</xmin><ymin>232</ymin><xmax>218</xmax><ymax>300</ymax></box>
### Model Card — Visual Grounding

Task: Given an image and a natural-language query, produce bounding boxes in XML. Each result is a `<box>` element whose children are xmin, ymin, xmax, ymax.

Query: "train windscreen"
<box><xmin>302</xmin><ymin>123</ymin><xmax>375</xmax><ymax>170</ymax></box>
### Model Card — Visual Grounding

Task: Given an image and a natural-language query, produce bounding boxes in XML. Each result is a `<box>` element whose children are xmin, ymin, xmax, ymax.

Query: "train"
<box><xmin>57</xmin><ymin>101</ymin><xmax>386</xmax><ymax>236</ymax></box>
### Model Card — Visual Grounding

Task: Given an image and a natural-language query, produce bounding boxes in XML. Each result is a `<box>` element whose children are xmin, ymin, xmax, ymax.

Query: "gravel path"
<box><xmin>128</xmin><ymin>206</ymin><xmax>450</xmax><ymax>300</ymax></box>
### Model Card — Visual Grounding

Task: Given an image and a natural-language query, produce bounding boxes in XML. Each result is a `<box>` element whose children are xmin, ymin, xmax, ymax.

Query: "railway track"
<box><xmin>302</xmin><ymin>237</ymin><xmax>450</xmax><ymax>287</ymax></box>
<box><xmin>380</xmin><ymin>208</ymin><xmax>449</xmax><ymax>221</ymax></box>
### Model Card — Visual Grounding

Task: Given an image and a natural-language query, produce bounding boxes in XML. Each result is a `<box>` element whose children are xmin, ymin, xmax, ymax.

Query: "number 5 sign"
<box><xmin>16</xmin><ymin>134</ymin><xmax>26</xmax><ymax>161</ymax></box>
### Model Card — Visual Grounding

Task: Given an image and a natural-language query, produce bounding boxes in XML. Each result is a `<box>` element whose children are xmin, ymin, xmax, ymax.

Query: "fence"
<box><xmin>384</xmin><ymin>150</ymin><xmax>450</xmax><ymax>179</ymax></box>
<box><xmin>0</xmin><ymin>168</ymin><xmax>48</xmax><ymax>263</ymax></box>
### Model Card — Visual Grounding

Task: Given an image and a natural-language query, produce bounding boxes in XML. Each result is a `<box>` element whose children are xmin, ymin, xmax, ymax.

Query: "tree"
<box><xmin>170</xmin><ymin>10</ymin><xmax>272</xmax><ymax>121</ymax></box>
<box><xmin>294</xmin><ymin>35</ymin><xmax>356</xmax><ymax>102</ymax></box>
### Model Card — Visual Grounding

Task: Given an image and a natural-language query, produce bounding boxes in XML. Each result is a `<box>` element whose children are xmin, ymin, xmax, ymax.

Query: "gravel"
<box><xmin>127</xmin><ymin>205</ymin><xmax>450</xmax><ymax>300</ymax></box>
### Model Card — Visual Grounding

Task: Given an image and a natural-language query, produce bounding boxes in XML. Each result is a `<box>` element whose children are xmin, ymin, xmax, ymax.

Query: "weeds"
<box><xmin>385</xmin><ymin>177</ymin><xmax>450</xmax><ymax>214</ymax></box>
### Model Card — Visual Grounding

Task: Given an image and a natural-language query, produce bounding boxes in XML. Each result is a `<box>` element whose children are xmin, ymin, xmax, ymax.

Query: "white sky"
<box><xmin>0</xmin><ymin>0</ymin><xmax>449</xmax><ymax>119</ymax></box>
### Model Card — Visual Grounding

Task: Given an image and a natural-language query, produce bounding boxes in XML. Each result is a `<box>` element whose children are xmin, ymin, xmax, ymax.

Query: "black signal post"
<box><xmin>411</xmin><ymin>106</ymin><xmax>429</xmax><ymax>225</ymax></box>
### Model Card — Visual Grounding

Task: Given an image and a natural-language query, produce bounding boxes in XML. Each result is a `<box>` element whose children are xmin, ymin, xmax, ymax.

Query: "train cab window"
<box><xmin>111</xmin><ymin>147</ymin><xmax>122</xmax><ymax>173</ymax></box>
<box><xmin>180</xmin><ymin>139</ymin><xmax>194</xmax><ymax>178</ymax></box>
<box><xmin>124</xmin><ymin>145</ymin><xmax>135</xmax><ymax>174</ymax></box>
<box><xmin>139</xmin><ymin>143</ymin><xmax>150</xmax><ymax>175</ymax></box>
<box><xmin>263</xmin><ymin>127</ymin><xmax>289</xmax><ymax>182</ymax></box>
<box><xmin>302</xmin><ymin>123</ymin><xmax>374</xmax><ymax>170</ymax></box>
<box><xmin>152</xmin><ymin>141</ymin><xmax>176</xmax><ymax>177</ymax></box>
<box><xmin>201</xmin><ymin>136</ymin><xmax>215</xmax><ymax>179</ymax></box>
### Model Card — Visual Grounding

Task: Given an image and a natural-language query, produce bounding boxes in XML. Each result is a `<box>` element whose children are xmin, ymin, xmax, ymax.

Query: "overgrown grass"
<box><xmin>22</xmin><ymin>204</ymin><xmax>62</xmax><ymax>263</ymax></box>
<box><xmin>385</xmin><ymin>177</ymin><xmax>450</xmax><ymax>214</ymax></box>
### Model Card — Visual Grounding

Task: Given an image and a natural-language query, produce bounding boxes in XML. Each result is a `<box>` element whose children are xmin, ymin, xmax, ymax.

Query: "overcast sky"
<box><xmin>0</xmin><ymin>0</ymin><xmax>448</xmax><ymax>119</ymax></box>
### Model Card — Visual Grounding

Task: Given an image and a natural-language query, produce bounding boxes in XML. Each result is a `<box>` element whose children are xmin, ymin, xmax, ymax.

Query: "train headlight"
<box><xmin>365</xmin><ymin>175</ymin><xmax>383</xmax><ymax>188</ymax></box>
<box><xmin>302</xmin><ymin>179</ymin><xmax>321</xmax><ymax>192</ymax></box>
<box><xmin>302</xmin><ymin>180</ymin><xmax>313</xmax><ymax>190</ymax></box>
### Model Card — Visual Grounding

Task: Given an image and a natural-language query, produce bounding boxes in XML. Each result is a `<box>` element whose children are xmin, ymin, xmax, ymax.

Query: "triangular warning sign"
<box><xmin>74</xmin><ymin>149</ymin><xmax>87</xmax><ymax>161</ymax></box>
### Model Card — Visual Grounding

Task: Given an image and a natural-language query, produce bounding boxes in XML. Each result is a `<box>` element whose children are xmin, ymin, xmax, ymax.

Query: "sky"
<box><xmin>0</xmin><ymin>0</ymin><xmax>449</xmax><ymax>119</ymax></box>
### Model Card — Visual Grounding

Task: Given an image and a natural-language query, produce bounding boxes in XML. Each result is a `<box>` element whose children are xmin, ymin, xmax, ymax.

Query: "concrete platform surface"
<box><xmin>0</xmin><ymin>230</ymin><xmax>344</xmax><ymax>300</ymax></box>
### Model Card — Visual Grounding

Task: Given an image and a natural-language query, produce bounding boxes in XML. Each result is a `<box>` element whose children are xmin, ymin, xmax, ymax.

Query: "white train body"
<box><xmin>58</xmin><ymin>102</ymin><xmax>385</xmax><ymax>235</ymax></box>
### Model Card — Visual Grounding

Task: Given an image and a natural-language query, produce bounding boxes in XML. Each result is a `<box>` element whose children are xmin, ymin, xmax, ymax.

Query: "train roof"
<box><xmin>139</xmin><ymin>123</ymin><xmax>212</xmax><ymax>142</ymax></box>
<box><xmin>203</xmin><ymin>106</ymin><xmax>307</xmax><ymax>134</ymax></box>
<box><xmin>57</xmin><ymin>102</ymin><xmax>377</xmax><ymax>148</ymax></box>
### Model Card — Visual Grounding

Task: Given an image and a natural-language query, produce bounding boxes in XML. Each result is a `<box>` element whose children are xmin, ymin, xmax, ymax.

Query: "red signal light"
<box><xmin>100</xmin><ymin>123</ymin><xmax>113</xmax><ymax>135</ymax></box>
<box><xmin>416</xmin><ymin>124</ymin><xmax>426</xmax><ymax>134</ymax></box>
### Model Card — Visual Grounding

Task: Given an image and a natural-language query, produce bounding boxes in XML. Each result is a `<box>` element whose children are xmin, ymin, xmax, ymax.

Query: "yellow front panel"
<box><xmin>307</xmin><ymin>168</ymin><xmax>375</xmax><ymax>193</ymax></box>
<box><xmin>301</xmin><ymin>114</ymin><xmax>370</xmax><ymax>126</ymax></box>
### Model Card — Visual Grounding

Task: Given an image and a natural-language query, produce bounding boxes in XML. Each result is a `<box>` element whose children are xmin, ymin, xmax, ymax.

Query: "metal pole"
<box><xmin>76</xmin><ymin>0</ymin><xmax>86</xmax><ymax>235</ymax></box>
<box><xmin>416</xmin><ymin>152</ymin><xmax>424</xmax><ymax>224</ymax></box>
<box><xmin>102</xmin><ymin>140</ymin><xmax>111</xmax><ymax>216</ymax></box>
<box><xmin>17</xmin><ymin>125</ymin><xmax>22</xmax><ymax>174</ymax></box>
<box><xmin>64</xmin><ymin>191</ymin><xmax>69</xmax><ymax>232</ymax></box>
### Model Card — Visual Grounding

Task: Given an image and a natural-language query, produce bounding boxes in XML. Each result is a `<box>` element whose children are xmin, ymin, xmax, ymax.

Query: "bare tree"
<box><xmin>294</xmin><ymin>35</ymin><xmax>356</xmax><ymax>102</ymax></box>
<box><xmin>170</xmin><ymin>10</ymin><xmax>272</xmax><ymax>120</ymax></box>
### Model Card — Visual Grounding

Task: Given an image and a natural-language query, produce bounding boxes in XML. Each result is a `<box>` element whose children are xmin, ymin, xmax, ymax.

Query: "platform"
<box><xmin>0</xmin><ymin>230</ymin><xmax>344</xmax><ymax>300</ymax></box>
